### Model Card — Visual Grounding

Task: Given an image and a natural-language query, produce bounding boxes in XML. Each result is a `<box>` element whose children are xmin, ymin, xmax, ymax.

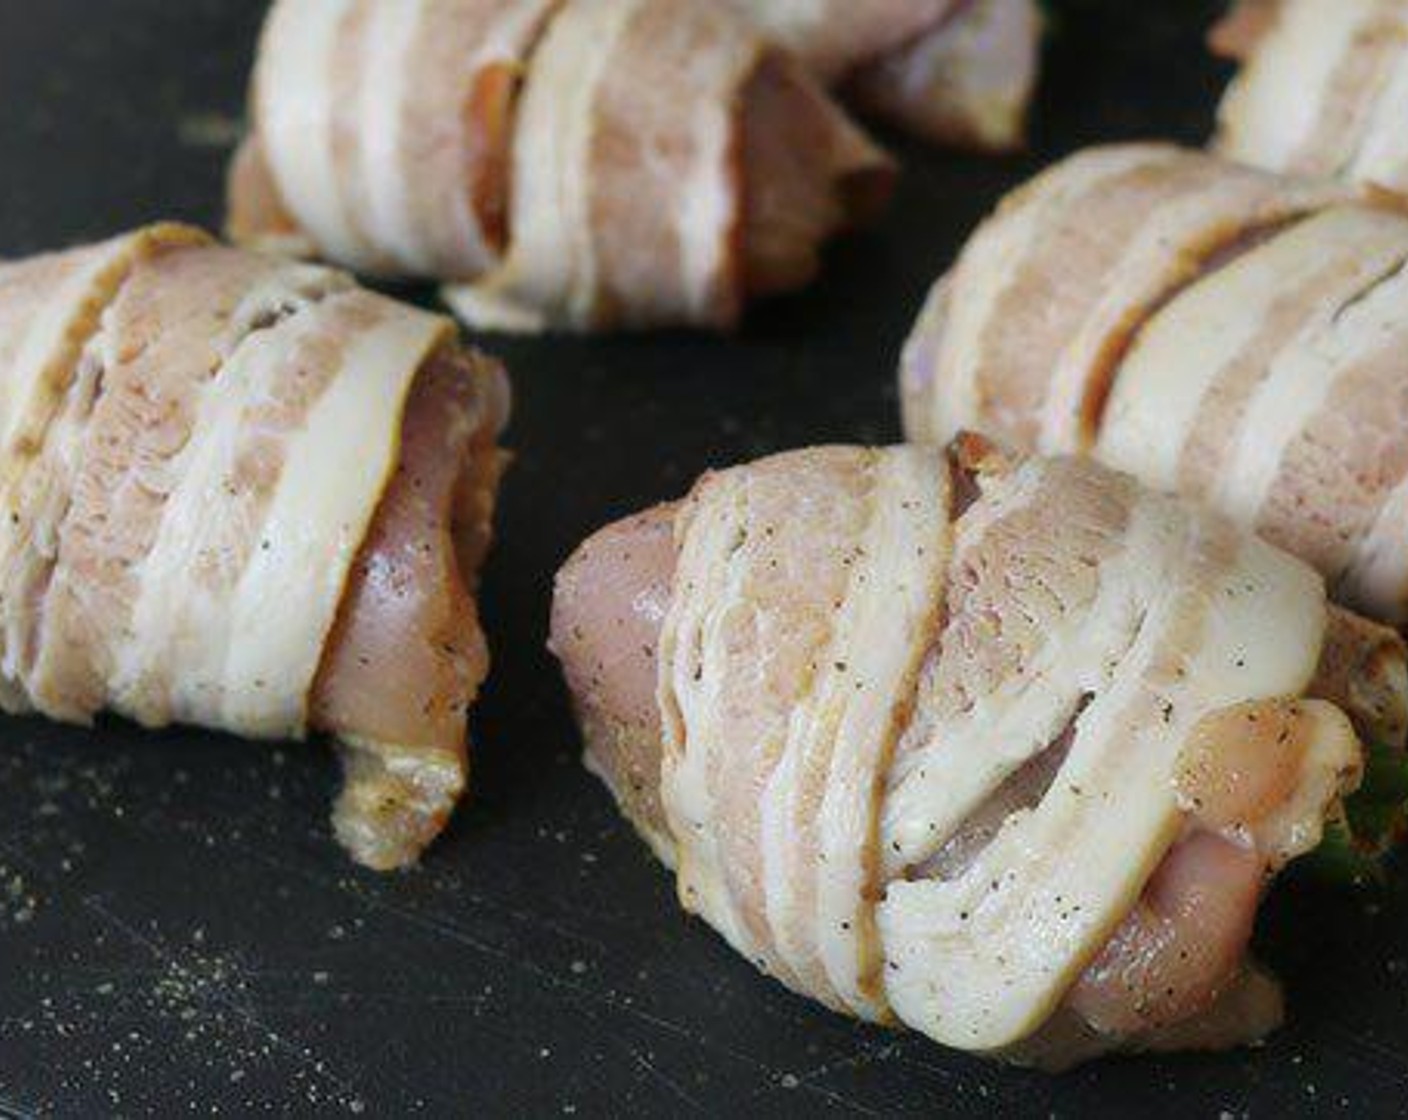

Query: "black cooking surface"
<box><xmin>0</xmin><ymin>1</ymin><xmax>1404</xmax><ymax>1115</ymax></box>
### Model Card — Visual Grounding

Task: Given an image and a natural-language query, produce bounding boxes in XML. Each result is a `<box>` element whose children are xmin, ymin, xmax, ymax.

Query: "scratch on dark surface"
<box><xmin>238</xmin><ymin>842</ymin><xmax>612</xmax><ymax>955</ymax></box>
<box><xmin>885</xmin><ymin>1047</ymin><xmax>965</xmax><ymax>1082</ymax></box>
<box><xmin>615</xmin><ymin>1036</ymin><xmax>707</xmax><ymax>1115</ymax></box>
<box><xmin>452</xmin><ymin>887</ymin><xmax>616</xmax><ymax>955</ymax></box>
<box><xmin>747</xmin><ymin>1050</ymin><xmax>889</xmax><ymax>1117</ymax></box>
<box><xmin>235</xmin><ymin>847</ymin><xmax>523</xmax><ymax>963</ymax></box>
<box><xmin>78</xmin><ymin>894</ymin><xmax>367</xmax><ymax>1110</ymax></box>
<box><xmin>238</xmin><ymin>836</ymin><xmax>884</xmax><ymax>1112</ymax></box>
<box><xmin>1324</xmin><ymin>1023</ymin><xmax>1408</xmax><ymax>1085</ymax></box>
<box><xmin>584</xmin><ymin>996</ymin><xmax>890</xmax><ymax>1115</ymax></box>
<box><xmin>0</xmin><ymin>1094</ymin><xmax>41</xmax><ymax>1120</ymax></box>
<box><xmin>776</xmin><ymin>1043</ymin><xmax>900</xmax><ymax>1095</ymax></box>
<box><xmin>232</xmin><ymin>849</ymin><xmax>646</xmax><ymax>1011</ymax></box>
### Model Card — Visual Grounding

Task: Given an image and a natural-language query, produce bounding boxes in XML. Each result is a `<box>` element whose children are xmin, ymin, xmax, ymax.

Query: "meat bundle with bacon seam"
<box><xmin>550</xmin><ymin>438</ymin><xmax>1406</xmax><ymax>1066</ymax></box>
<box><xmin>228</xmin><ymin>0</ymin><xmax>895</xmax><ymax>333</ymax></box>
<box><xmin>901</xmin><ymin>142</ymin><xmax>1408</xmax><ymax>630</ymax></box>
<box><xmin>1212</xmin><ymin>0</ymin><xmax>1408</xmax><ymax>204</ymax></box>
<box><xmin>733</xmin><ymin>0</ymin><xmax>1045</xmax><ymax>151</ymax></box>
<box><xmin>0</xmin><ymin>224</ymin><xmax>508</xmax><ymax>871</ymax></box>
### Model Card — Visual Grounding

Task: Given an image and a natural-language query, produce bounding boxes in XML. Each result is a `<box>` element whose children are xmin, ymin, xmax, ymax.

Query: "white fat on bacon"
<box><xmin>550</xmin><ymin>442</ymin><xmax>1370</xmax><ymax>1063</ymax></box>
<box><xmin>901</xmin><ymin>143</ymin><xmax>1408</xmax><ymax>628</ymax></box>
<box><xmin>0</xmin><ymin>225</ymin><xmax>508</xmax><ymax>870</ymax></box>
<box><xmin>1214</xmin><ymin>0</ymin><xmax>1408</xmax><ymax>201</ymax></box>
<box><xmin>233</xmin><ymin>0</ymin><xmax>892</xmax><ymax>333</ymax></box>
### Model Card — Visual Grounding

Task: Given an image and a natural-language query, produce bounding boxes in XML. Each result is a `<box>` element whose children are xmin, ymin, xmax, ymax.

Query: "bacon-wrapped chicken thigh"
<box><xmin>1213</xmin><ymin>0</ymin><xmax>1408</xmax><ymax>203</ymax></box>
<box><xmin>550</xmin><ymin>438</ymin><xmax>1401</xmax><ymax>1066</ymax></box>
<box><xmin>0</xmin><ymin>224</ymin><xmax>508</xmax><ymax>870</ymax></box>
<box><xmin>734</xmin><ymin>0</ymin><xmax>1045</xmax><ymax>151</ymax></box>
<box><xmin>229</xmin><ymin>0</ymin><xmax>894</xmax><ymax>333</ymax></box>
<box><xmin>901</xmin><ymin>142</ymin><xmax>1408</xmax><ymax>630</ymax></box>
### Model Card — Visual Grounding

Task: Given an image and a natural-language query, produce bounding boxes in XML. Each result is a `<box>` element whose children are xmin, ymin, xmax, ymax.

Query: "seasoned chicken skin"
<box><xmin>0</xmin><ymin>224</ymin><xmax>508</xmax><ymax>870</ymax></box>
<box><xmin>902</xmin><ymin>142</ymin><xmax>1408</xmax><ymax>629</ymax></box>
<box><xmin>230</xmin><ymin>0</ymin><xmax>893</xmax><ymax>333</ymax></box>
<box><xmin>551</xmin><ymin>441</ymin><xmax>1381</xmax><ymax>1066</ymax></box>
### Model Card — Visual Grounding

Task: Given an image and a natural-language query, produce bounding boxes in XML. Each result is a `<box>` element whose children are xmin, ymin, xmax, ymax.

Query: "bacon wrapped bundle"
<box><xmin>229</xmin><ymin>0</ymin><xmax>894</xmax><ymax>333</ymax></box>
<box><xmin>550</xmin><ymin>439</ymin><xmax>1394</xmax><ymax>1065</ymax></box>
<box><xmin>0</xmin><ymin>224</ymin><xmax>508</xmax><ymax>870</ymax></box>
<box><xmin>899</xmin><ymin>143</ymin><xmax>1408</xmax><ymax>631</ymax></box>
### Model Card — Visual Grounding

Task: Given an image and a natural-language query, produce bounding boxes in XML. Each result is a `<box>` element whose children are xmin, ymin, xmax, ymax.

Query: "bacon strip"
<box><xmin>0</xmin><ymin>226</ymin><xmax>508</xmax><ymax>870</ymax></box>
<box><xmin>550</xmin><ymin>442</ymin><xmax>1367</xmax><ymax>1063</ymax></box>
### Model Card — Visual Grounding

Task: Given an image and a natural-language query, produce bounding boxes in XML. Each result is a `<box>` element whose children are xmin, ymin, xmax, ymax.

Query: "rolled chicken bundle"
<box><xmin>900</xmin><ymin>142</ymin><xmax>1408</xmax><ymax>628</ymax></box>
<box><xmin>734</xmin><ymin>0</ymin><xmax>1045</xmax><ymax>151</ymax></box>
<box><xmin>229</xmin><ymin>0</ymin><xmax>894</xmax><ymax>333</ymax></box>
<box><xmin>0</xmin><ymin>224</ymin><xmax>508</xmax><ymax>871</ymax></box>
<box><xmin>551</xmin><ymin>438</ymin><xmax>1405</xmax><ymax>1065</ymax></box>
<box><xmin>1213</xmin><ymin>0</ymin><xmax>1408</xmax><ymax>203</ymax></box>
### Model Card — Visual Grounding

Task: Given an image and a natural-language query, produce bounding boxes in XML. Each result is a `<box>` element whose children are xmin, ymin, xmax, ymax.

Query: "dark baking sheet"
<box><xmin>0</xmin><ymin>1</ymin><xmax>1405</xmax><ymax>1115</ymax></box>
